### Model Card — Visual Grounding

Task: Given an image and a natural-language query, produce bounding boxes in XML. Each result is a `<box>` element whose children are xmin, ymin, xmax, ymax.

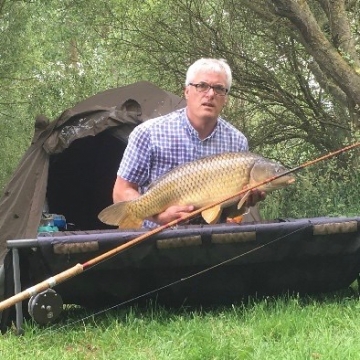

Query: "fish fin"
<box><xmin>226</xmin><ymin>215</ymin><xmax>244</xmax><ymax>224</ymax></box>
<box><xmin>201</xmin><ymin>205</ymin><xmax>222</xmax><ymax>224</ymax></box>
<box><xmin>223</xmin><ymin>203</ymin><xmax>247</xmax><ymax>224</ymax></box>
<box><xmin>117</xmin><ymin>215</ymin><xmax>143</xmax><ymax>229</ymax></box>
<box><xmin>98</xmin><ymin>201</ymin><xmax>143</xmax><ymax>229</ymax></box>
<box><xmin>237</xmin><ymin>190</ymin><xmax>251</xmax><ymax>212</ymax></box>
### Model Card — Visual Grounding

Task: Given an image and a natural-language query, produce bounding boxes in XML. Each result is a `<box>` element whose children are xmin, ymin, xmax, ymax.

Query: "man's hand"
<box><xmin>150</xmin><ymin>205</ymin><xmax>195</xmax><ymax>225</ymax></box>
<box><xmin>244</xmin><ymin>188</ymin><xmax>266</xmax><ymax>207</ymax></box>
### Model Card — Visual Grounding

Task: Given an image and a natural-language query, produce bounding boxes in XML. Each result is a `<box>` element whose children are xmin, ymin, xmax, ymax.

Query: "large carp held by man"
<box><xmin>98</xmin><ymin>151</ymin><xmax>296</xmax><ymax>228</ymax></box>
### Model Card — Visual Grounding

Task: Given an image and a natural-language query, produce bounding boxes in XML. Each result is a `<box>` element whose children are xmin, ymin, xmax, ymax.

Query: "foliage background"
<box><xmin>1</xmin><ymin>0</ymin><xmax>360</xmax><ymax>219</ymax></box>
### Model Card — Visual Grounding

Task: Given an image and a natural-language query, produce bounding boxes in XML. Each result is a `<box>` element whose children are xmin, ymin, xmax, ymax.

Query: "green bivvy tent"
<box><xmin>0</xmin><ymin>81</ymin><xmax>188</xmax><ymax>321</ymax></box>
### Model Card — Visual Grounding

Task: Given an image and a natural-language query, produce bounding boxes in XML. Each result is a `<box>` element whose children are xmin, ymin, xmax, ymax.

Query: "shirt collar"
<box><xmin>181</xmin><ymin>107</ymin><xmax>220</xmax><ymax>141</ymax></box>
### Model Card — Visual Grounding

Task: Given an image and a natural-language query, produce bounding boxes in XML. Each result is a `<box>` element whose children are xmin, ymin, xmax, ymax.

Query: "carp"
<box><xmin>98</xmin><ymin>151</ymin><xmax>295</xmax><ymax>229</ymax></box>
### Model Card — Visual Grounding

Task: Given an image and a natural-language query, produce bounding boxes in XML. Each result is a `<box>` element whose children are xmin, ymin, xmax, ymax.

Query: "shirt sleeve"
<box><xmin>117</xmin><ymin>124</ymin><xmax>151</xmax><ymax>187</ymax></box>
<box><xmin>241</xmin><ymin>137</ymin><xmax>249</xmax><ymax>151</ymax></box>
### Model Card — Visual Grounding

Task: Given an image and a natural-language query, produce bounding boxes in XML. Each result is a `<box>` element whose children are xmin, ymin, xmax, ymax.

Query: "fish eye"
<box><xmin>275</xmin><ymin>165</ymin><xmax>286</xmax><ymax>174</ymax></box>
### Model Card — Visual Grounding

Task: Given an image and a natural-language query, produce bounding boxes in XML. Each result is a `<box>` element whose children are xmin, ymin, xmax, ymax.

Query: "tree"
<box><xmin>0</xmin><ymin>0</ymin><xmax>132</xmax><ymax>189</ymax></box>
<box><xmin>101</xmin><ymin>0</ymin><xmax>360</xmax><ymax>159</ymax></box>
<box><xmin>3</xmin><ymin>0</ymin><xmax>359</xmax><ymax>157</ymax></box>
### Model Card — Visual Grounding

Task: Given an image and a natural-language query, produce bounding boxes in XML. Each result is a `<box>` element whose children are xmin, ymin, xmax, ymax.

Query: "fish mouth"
<box><xmin>287</xmin><ymin>178</ymin><xmax>296</xmax><ymax>184</ymax></box>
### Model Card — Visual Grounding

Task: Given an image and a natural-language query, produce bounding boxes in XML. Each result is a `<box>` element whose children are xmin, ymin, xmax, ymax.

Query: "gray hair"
<box><xmin>185</xmin><ymin>58</ymin><xmax>232</xmax><ymax>91</ymax></box>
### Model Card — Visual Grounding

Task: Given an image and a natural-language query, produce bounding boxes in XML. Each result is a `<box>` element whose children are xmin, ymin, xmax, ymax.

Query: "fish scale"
<box><xmin>98</xmin><ymin>152</ymin><xmax>295</xmax><ymax>228</ymax></box>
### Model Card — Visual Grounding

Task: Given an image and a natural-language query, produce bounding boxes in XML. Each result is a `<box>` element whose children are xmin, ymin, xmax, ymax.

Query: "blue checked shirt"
<box><xmin>118</xmin><ymin>107</ymin><xmax>248</xmax><ymax>228</ymax></box>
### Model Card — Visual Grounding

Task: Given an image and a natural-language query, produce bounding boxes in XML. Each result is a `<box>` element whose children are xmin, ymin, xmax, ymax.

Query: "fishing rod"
<box><xmin>0</xmin><ymin>141</ymin><xmax>359</xmax><ymax>312</ymax></box>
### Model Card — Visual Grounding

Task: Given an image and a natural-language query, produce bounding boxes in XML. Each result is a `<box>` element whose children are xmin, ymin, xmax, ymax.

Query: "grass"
<box><xmin>1</xmin><ymin>292</ymin><xmax>360</xmax><ymax>359</ymax></box>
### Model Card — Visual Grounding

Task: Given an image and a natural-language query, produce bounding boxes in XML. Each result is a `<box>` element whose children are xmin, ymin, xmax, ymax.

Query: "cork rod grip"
<box><xmin>0</xmin><ymin>263</ymin><xmax>84</xmax><ymax>312</ymax></box>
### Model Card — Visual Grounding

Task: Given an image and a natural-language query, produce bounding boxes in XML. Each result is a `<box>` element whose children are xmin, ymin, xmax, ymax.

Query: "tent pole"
<box><xmin>12</xmin><ymin>248</ymin><xmax>24</xmax><ymax>335</ymax></box>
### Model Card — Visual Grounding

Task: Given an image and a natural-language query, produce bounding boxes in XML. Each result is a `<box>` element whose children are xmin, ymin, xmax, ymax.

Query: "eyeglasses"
<box><xmin>188</xmin><ymin>82</ymin><xmax>228</xmax><ymax>96</ymax></box>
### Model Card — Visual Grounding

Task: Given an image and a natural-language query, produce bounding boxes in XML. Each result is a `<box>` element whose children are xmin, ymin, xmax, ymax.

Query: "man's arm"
<box><xmin>113</xmin><ymin>176</ymin><xmax>140</xmax><ymax>202</ymax></box>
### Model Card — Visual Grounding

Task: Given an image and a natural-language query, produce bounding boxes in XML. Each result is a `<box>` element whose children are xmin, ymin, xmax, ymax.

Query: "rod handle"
<box><xmin>0</xmin><ymin>264</ymin><xmax>84</xmax><ymax>312</ymax></box>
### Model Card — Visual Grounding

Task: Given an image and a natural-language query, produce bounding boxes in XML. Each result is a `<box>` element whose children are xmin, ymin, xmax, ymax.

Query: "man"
<box><xmin>113</xmin><ymin>58</ymin><xmax>265</xmax><ymax>228</ymax></box>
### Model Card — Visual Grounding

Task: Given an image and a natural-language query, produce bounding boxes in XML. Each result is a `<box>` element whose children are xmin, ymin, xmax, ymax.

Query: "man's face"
<box><xmin>184</xmin><ymin>70</ymin><xmax>228</xmax><ymax>122</ymax></box>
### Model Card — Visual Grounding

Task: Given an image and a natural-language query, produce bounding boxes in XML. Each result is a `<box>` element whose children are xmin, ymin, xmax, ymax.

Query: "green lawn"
<box><xmin>1</xmin><ymin>292</ymin><xmax>360</xmax><ymax>360</ymax></box>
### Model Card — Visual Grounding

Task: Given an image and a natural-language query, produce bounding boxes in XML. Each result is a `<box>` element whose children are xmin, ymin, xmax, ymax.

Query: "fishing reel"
<box><xmin>28</xmin><ymin>289</ymin><xmax>63</xmax><ymax>325</ymax></box>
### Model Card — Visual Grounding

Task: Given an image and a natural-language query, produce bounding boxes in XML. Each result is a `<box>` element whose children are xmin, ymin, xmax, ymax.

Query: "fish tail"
<box><xmin>98</xmin><ymin>201</ymin><xmax>143</xmax><ymax>229</ymax></box>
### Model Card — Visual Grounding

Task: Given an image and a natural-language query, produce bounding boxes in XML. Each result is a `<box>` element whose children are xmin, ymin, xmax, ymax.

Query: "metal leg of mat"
<box><xmin>12</xmin><ymin>248</ymin><xmax>24</xmax><ymax>335</ymax></box>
